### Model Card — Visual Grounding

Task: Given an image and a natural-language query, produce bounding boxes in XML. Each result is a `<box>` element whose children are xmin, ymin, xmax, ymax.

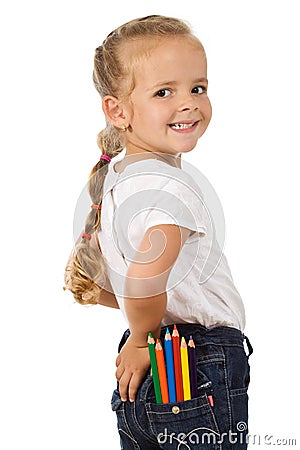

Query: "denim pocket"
<box><xmin>146</xmin><ymin>395</ymin><xmax>220</xmax><ymax>449</ymax></box>
<box><xmin>111</xmin><ymin>389</ymin><xmax>141</xmax><ymax>450</ymax></box>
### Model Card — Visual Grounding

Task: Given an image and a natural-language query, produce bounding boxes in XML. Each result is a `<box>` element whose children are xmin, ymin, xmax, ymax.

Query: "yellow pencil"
<box><xmin>180</xmin><ymin>336</ymin><xmax>191</xmax><ymax>400</ymax></box>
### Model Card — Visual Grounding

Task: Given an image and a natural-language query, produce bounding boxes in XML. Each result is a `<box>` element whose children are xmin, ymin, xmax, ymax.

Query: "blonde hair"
<box><xmin>64</xmin><ymin>15</ymin><xmax>204</xmax><ymax>305</ymax></box>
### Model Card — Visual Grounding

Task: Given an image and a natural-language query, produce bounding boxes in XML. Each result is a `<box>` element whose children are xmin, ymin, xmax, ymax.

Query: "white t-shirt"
<box><xmin>98</xmin><ymin>155</ymin><xmax>246</xmax><ymax>331</ymax></box>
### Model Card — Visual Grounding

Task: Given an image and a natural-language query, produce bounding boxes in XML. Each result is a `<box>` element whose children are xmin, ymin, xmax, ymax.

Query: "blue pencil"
<box><xmin>164</xmin><ymin>328</ymin><xmax>176</xmax><ymax>402</ymax></box>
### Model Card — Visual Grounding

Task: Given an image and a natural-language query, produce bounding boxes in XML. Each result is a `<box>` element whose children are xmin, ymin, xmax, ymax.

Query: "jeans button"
<box><xmin>172</xmin><ymin>405</ymin><xmax>180</xmax><ymax>414</ymax></box>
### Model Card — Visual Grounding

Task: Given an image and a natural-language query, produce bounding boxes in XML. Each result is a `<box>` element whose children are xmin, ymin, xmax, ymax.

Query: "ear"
<box><xmin>102</xmin><ymin>95</ymin><xmax>128</xmax><ymax>128</ymax></box>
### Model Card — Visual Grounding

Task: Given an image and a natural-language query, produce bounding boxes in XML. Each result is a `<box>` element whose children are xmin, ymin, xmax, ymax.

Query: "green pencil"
<box><xmin>147</xmin><ymin>332</ymin><xmax>162</xmax><ymax>404</ymax></box>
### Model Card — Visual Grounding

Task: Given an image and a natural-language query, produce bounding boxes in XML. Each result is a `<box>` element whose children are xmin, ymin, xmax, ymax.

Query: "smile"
<box><xmin>169</xmin><ymin>121</ymin><xmax>198</xmax><ymax>130</ymax></box>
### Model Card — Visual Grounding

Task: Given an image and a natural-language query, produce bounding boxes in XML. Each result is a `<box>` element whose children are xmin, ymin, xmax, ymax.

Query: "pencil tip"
<box><xmin>155</xmin><ymin>339</ymin><xmax>162</xmax><ymax>350</ymax></box>
<box><xmin>172</xmin><ymin>324</ymin><xmax>179</xmax><ymax>337</ymax></box>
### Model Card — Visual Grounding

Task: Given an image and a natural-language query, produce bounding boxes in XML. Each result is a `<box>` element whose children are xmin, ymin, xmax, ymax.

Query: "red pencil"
<box><xmin>172</xmin><ymin>325</ymin><xmax>184</xmax><ymax>401</ymax></box>
<box><xmin>155</xmin><ymin>339</ymin><xmax>169</xmax><ymax>404</ymax></box>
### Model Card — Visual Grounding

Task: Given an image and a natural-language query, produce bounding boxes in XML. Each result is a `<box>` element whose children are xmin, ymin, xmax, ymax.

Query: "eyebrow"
<box><xmin>148</xmin><ymin>78</ymin><xmax>208</xmax><ymax>91</ymax></box>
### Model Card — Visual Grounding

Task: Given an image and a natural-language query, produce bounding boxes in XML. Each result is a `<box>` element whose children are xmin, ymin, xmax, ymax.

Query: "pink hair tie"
<box><xmin>100</xmin><ymin>154</ymin><xmax>111</xmax><ymax>163</ymax></box>
<box><xmin>82</xmin><ymin>232</ymin><xmax>92</xmax><ymax>240</ymax></box>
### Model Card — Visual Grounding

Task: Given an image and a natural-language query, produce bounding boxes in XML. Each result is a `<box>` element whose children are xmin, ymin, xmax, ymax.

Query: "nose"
<box><xmin>177</xmin><ymin>92</ymin><xmax>198</xmax><ymax>112</ymax></box>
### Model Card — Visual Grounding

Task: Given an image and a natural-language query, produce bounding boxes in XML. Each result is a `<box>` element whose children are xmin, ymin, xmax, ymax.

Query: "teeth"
<box><xmin>170</xmin><ymin>122</ymin><xmax>195</xmax><ymax>129</ymax></box>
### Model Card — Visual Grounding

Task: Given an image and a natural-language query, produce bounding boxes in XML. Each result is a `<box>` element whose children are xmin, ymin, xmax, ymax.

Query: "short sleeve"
<box><xmin>142</xmin><ymin>176</ymin><xmax>207</xmax><ymax>235</ymax></box>
<box><xmin>112</xmin><ymin>161</ymin><xmax>208</xmax><ymax>261</ymax></box>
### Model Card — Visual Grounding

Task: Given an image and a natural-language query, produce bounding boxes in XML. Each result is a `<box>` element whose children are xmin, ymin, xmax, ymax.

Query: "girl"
<box><xmin>65</xmin><ymin>15</ymin><xmax>252</xmax><ymax>449</ymax></box>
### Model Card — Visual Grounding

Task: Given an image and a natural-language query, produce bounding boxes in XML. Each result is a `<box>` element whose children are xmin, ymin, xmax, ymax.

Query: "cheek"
<box><xmin>149</xmin><ymin>106</ymin><xmax>171</xmax><ymax>125</ymax></box>
<box><xmin>202</xmin><ymin>97</ymin><xmax>212</xmax><ymax>122</ymax></box>
<box><xmin>142</xmin><ymin>108</ymin><xmax>167</xmax><ymax>127</ymax></box>
<box><xmin>131</xmin><ymin>100</ymin><xmax>157</xmax><ymax>123</ymax></box>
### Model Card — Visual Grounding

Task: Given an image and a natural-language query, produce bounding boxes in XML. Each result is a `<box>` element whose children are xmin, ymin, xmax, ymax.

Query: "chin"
<box><xmin>177</xmin><ymin>143</ymin><xmax>198</xmax><ymax>154</ymax></box>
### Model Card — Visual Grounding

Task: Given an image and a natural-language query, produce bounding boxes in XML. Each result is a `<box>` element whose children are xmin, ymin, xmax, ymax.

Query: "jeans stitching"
<box><xmin>195</xmin><ymin>355</ymin><xmax>224</xmax><ymax>437</ymax></box>
<box><xmin>132</xmin><ymin>400</ymin><xmax>159</xmax><ymax>445</ymax></box>
<box><xmin>198</xmin><ymin>342</ymin><xmax>245</xmax><ymax>350</ymax></box>
<box><xmin>196</xmin><ymin>355</ymin><xmax>224</xmax><ymax>364</ymax></box>
<box><xmin>203</xmin><ymin>392</ymin><xmax>221</xmax><ymax>436</ymax></box>
<box><xmin>118</xmin><ymin>429</ymin><xmax>140</xmax><ymax>450</ymax></box>
<box><xmin>222</xmin><ymin>346</ymin><xmax>233</xmax><ymax>433</ymax></box>
<box><xmin>117</xmin><ymin>405</ymin><xmax>141</xmax><ymax>450</ymax></box>
<box><xmin>230</xmin><ymin>388</ymin><xmax>248</xmax><ymax>398</ymax></box>
<box><xmin>146</xmin><ymin>396</ymin><xmax>219</xmax><ymax>436</ymax></box>
<box><xmin>148</xmin><ymin>398</ymin><xmax>210</xmax><ymax>416</ymax></box>
<box><xmin>145</xmin><ymin>403</ymin><xmax>157</xmax><ymax>437</ymax></box>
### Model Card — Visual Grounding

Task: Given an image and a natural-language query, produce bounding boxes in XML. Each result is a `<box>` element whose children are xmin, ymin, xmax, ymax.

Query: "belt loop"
<box><xmin>243</xmin><ymin>334</ymin><xmax>253</xmax><ymax>357</ymax></box>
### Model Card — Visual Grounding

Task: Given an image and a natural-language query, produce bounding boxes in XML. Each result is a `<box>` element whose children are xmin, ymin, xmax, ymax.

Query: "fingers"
<box><xmin>114</xmin><ymin>341</ymin><xmax>150</xmax><ymax>403</ymax></box>
<box><xmin>117</xmin><ymin>369</ymin><xmax>146</xmax><ymax>403</ymax></box>
<box><xmin>128</xmin><ymin>372</ymin><xmax>144</xmax><ymax>402</ymax></box>
<box><xmin>115</xmin><ymin>353</ymin><xmax>121</xmax><ymax>367</ymax></box>
<box><xmin>115</xmin><ymin>362</ymin><xmax>124</xmax><ymax>382</ymax></box>
<box><xmin>118</xmin><ymin>370</ymin><xmax>132</xmax><ymax>402</ymax></box>
<box><xmin>115</xmin><ymin>354</ymin><xmax>130</xmax><ymax>401</ymax></box>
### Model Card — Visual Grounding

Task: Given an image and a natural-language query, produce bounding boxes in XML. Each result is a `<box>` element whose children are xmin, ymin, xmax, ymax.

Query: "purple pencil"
<box><xmin>188</xmin><ymin>336</ymin><xmax>198</xmax><ymax>398</ymax></box>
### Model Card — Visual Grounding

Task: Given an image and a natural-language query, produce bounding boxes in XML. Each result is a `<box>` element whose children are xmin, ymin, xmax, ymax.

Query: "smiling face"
<box><xmin>121</xmin><ymin>36</ymin><xmax>212</xmax><ymax>156</ymax></box>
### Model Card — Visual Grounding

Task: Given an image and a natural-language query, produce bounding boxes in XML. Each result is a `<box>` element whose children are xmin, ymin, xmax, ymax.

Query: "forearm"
<box><xmin>123</xmin><ymin>224</ymin><xmax>190</xmax><ymax>347</ymax></box>
<box><xmin>124</xmin><ymin>291</ymin><xmax>167</xmax><ymax>346</ymax></box>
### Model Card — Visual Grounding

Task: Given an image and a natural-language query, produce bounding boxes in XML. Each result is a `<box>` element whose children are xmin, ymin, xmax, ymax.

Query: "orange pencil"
<box><xmin>172</xmin><ymin>325</ymin><xmax>184</xmax><ymax>401</ymax></box>
<box><xmin>155</xmin><ymin>339</ymin><xmax>169</xmax><ymax>404</ymax></box>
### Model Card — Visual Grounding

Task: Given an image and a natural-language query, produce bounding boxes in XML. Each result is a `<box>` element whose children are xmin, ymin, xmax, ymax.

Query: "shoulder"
<box><xmin>114</xmin><ymin>159</ymin><xmax>203</xmax><ymax>198</ymax></box>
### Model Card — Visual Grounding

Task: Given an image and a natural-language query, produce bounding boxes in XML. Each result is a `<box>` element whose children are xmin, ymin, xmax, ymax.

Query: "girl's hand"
<box><xmin>115</xmin><ymin>336</ymin><xmax>150</xmax><ymax>402</ymax></box>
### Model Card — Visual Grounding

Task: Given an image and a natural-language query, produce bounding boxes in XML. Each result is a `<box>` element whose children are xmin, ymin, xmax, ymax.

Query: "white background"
<box><xmin>1</xmin><ymin>0</ymin><xmax>299</xmax><ymax>448</ymax></box>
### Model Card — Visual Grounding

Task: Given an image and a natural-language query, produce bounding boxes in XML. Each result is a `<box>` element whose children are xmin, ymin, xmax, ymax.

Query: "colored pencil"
<box><xmin>155</xmin><ymin>339</ymin><xmax>169</xmax><ymax>403</ymax></box>
<box><xmin>147</xmin><ymin>333</ymin><xmax>162</xmax><ymax>404</ymax></box>
<box><xmin>180</xmin><ymin>337</ymin><xmax>191</xmax><ymax>400</ymax></box>
<box><xmin>188</xmin><ymin>335</ymin><xmax>198</xmax><ymax>398</ymax></box>
<box><xmin>172</xmin><ymin>325</ymin><xmax>184</xmax><ymax>401</ymax></box>
<box><xmin>164</xmin><ymin>328</ymin><xmax>176</xmax><ymax>402</ymax></box>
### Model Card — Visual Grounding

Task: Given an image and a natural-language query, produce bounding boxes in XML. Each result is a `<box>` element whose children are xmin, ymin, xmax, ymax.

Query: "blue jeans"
<box><xmin>111</xmin><ymin>324</ymin><xmax>252</xmax><ymax>449</ymax></box>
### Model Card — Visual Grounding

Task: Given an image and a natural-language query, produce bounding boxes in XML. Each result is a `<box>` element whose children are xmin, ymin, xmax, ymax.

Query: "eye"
<box><xmin>191</xmin><ymin>86</ymin><xmax>206</xmax><ymax>94</ymax></box>
<box><xmin>155</xmin><ymin>89</ymin><xmax>171</xmax><ymax>98</ymax></box>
